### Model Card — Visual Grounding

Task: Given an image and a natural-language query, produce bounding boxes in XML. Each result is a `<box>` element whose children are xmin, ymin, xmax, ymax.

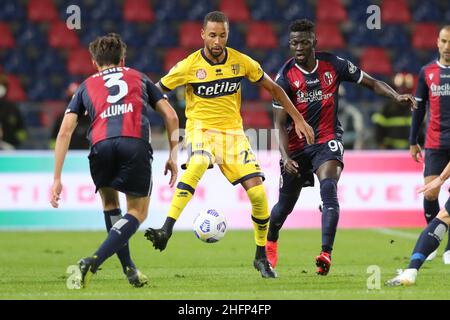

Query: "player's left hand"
<box><xmin>50</xmin><ymin>180</ymin><xmax>63</xmax><ymax>208</ymax></box>
<box><xmin>418</xmin><ymin>176</ymin><xmax>445</xmax><ymax>194</ymax></box>
<box><xmin>396</xmin><ymin>94</ymin><xmax>417</xmax><ymax>110</ymax></box>
<box><xmin>294</xmin><ymin>119</ymin><xmax>315</xmax><ymax>145</ymax></box>
<box><xmin>164</xmin><ymin>159</ymin><xmax>178</xmax><ymax>188</ymax></box>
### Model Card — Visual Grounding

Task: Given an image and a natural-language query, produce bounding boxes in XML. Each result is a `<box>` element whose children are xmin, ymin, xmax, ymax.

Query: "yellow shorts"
<box><xmin>184</xmin><ymin>129</ymin><xmax>265</xmax><ymax>185</ymax></box>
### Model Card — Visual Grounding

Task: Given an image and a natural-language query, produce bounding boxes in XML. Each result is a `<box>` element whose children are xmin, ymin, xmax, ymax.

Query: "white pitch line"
<box><xmin>371</xmin><ymin>228</ymin><xmax>419</xmax><ymax>240</ymax></box>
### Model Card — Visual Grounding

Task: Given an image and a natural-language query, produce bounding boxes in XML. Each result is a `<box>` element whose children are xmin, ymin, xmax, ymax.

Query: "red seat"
<box><xmin>179</xmin><ymin>22</ymin><xmax>203</xmax><ymax>48</ymax></box>
<box><xmin>5</xmin><ymin>75</ymin><xmax>26</xmax><ymax>102</ymax></box>
<box><xmin>360</xmin><ymin>47</ymin><xmax>392</xmax><ymax>76</ymax></box>
<box><xmin>315</xmin><ymin>23</ymin><xmax>345</xmax><ymax>50</ymax></box>
<box><xmin>246</xmin><ymin>22</ymin><xmax>278</xmax><ymax>49</ymax></box>
<box><xmin>67</xmin><ymin>48</ymin><xmax>96</xmax><ymax>76</ymax></box>
<box><xmin>123</xmin><ymin>0</ymin><xmax>154</xmax><ymax>22</ymax></box>
<box><xmin>219</xmin><ymin>0</ymin><xmax>250</xmax><ymax>22</ymax></box>
<box><xmin>241</xmin><ymin>102</ymin><xmax>272</xmax><ymax>129</ymax></box>
<box><xmin>381</xmin><ymin>0</ymin><xmax>411</xmax><ymax>24</ymax></box>
<box><xmin>28</xmin><ymin>0</ymin><xmax>58</xmax><ymax>22</ymax></box>
<box><xmin>0</xmin><ymin>23</ymin><xmax>15</xmax><ymax>49</ymax></box>
<box><xmin>163</xmin><ymin>48</ymin><xmax>189</xmax><ymax>73</ymax></box>
<box><xmin>48</xmin><ymin>20</ymin><xmax>80</xmax><ymax>49</ymax></box>
<box><xmin>316</xmin><ymin>0</ymin><xmax>347</xmax><ymax>23</ymax></box>
<box><xmin>412</xmin><ymin>23</ymin><xmax>439</xmax><ymax>50</ymax></box>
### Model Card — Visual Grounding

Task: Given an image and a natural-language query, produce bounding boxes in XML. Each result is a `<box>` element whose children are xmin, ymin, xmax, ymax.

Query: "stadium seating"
<box><xmin>186</xmin><ymin>0</ymin><xmax>216</xmax><ymax>21</ymax></box>
<box><xmin>412</xmin><ymin>23</ymin><xmax>439</xmax><ymax>50</ymax></box>
<box><xmin>219</xmin><ymin>0</ymin><xmax>250</xmax><ymax>22</ymax></box>
<box><xmin>360</xmin><ymin>47</ymin><xmax>392</xmax><ymax>76</ymax></box>
<box><xmin>315</xmin><ymin>23</ymin><xmax>345</xmax><ymax>50</ymax></box>
<box><xmin>163</xmin><ymin>48</ymin><xmax>190</xmax><ymax>73</ymax></box>
<box><xmin>48</xmin><ymin>20</ymin><xmax>80</xmax><ymax>49</ymax></box>
<box><xmin>412</xmin><ymin>0</ymin><xmax>441</xmax><ymax>22</ymax></box>
<box><xmin>27</xmin><ymin>0</ymin><xmax>58</xmax><ymax>23</ymax></box>
<box><xmin>381</xmin><ymin>0</ymin><xmax>411</xmax><ymax>24</ymax></box>
<box><xmin>0</xmin><ymin>0</ymin><xmax>26</xmax><ymax>21</ymax></box>
<box><xmin>316</xmin><ymin>0</ymin><xmax>348</xmax><ymax>23</ymax></box>
<box><xmin>67</xmin><ymin>48</ymin><xmax>96</xmax><ymax>76</ymax></box>
<box><xmin>0</xmin><ymin>22</ymin><xmax>15</xmax><ymax>49</ymax></box>
<box><xmin>246</xmin><ymin>22</ymin><xmax>278</xmax><ymax>49</ymax></box>
<box><xmin>179</xmin><ymin>22</ymin><xmax>204</xmax><ymax>48</ymax></box>
<box><xmin>241</xmin><ymin>102</ymin><xmax>272</xmax><ymax>129</ymax></box>
<box><xmin>249</xmin><ymin>0</ymin><xmax>282</xmax><ymax>21</ymax></box>
<box><xmin>123</xmin><ymin>0</ymin><xmax>155</xmax><ymax>23</ymax></box>
<box><xmin>5</xmin><ymin>75</ymin><xmax>26</xmax><ymax>102</ymax></box>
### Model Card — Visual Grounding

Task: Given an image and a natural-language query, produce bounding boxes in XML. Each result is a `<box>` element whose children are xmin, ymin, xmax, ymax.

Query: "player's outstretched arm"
<box><xmin>51</xmin><ymin>113</ymin><xmax>78</xmax><ymax>208</ymax></box>
<box><xmin>419</xmin><ymin>161</ymin><xmax>450</xmax><ymax>194</ymax></box>
<box><xmin>155</xmin><ymin>98</ymin><xmax>179</xmax><ymax>188</ymax></box>
<box><xmin>259</xmin><ymin>73</ymin><xmax>315</xmax><ymax>144</ymax></box>
<box><xmin>359</xmin><ymin>72</ymin><xmax>418</xmax><ymax>110</ymax></box>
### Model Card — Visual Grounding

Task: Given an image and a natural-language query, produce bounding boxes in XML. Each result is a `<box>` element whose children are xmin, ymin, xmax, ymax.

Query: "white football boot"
<box><xmin>443</xmin><ymin>251</ymin><xmax>450</xmax><ymax>264</ymax></box>
<box><xmin>385</xmin><ymin>268</ymin><xmax>417</xmax><ymax>286</ymax></box>
<box><xmin>426</xmin><ymin>249</ymin><xmax>437</xmax><ymax>261</ymax></box>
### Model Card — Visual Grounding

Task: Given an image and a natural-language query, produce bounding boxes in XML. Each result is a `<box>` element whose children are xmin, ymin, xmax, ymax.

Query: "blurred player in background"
<box><xmin>386</xmin><ymin>161</ymin><xmax>450</xmax><ymax>286</ymax></box>
<box><xmin>144</xmin><ymin>11</ymin><xmax>314</xmax><ymax>278</ymax></box>
<box><xmin>266</xmin><ymin>19</ymin><xmax>417</xmax><ymax>275</ymax></box>
<box><xmin>50</xmin><ymin>33</ymin><xmax>179</xmax><ymax>288</ymax></box>
<box><xmin>409</xmin><ymin>25</ymin><xmax>450</xmax><ymax>264</ymax></box>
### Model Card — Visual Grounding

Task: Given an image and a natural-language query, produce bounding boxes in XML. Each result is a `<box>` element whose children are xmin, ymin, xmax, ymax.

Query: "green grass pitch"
<box><xmin>1</xmin><ymin>229</ymin><xmax>450</xmax><ymax>300</ymax></box>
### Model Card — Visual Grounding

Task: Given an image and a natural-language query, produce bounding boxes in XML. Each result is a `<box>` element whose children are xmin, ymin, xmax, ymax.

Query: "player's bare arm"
<box><xmin>419</xmin><ymin>161</ymin><xmax>450</xmax><ymax>194</ymax></box>
<box><xmin>359</xmin><ymin>73</ymin><xmax>418</xmax><ymax>110</ymax></box>
<box><xmin>274</xmin><ymin>108</ymin><xmax>299</xmax><ymax>175</ymax></box>
<box><xmin>259</xmin><ymin>73</ymin><xmax>315</xmax><ymax>145</ymax></box>
<box><xmin>51</xmin><ymin>112</ymin><xmax>78</xmax><ymax>208</ymax></box>
<box><xmin>155</xmin><ymin>98</ymin><xmax>179</xmax><ymax>188</ymax></box>
<box><xmin>410</xmin><ymin>144</ymin><xmax>423</xmax><ymax>163</ymax></box>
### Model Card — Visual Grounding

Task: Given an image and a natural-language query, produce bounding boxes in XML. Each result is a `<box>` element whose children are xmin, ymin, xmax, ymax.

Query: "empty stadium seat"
<box><xmin>67</xmin><ymin>48</ymin><xmax>95</xmax><ymax>76</ymax></box>
<box><xmin>163</xmin><ymin>48</ymin><xmax>189</xmax><ymax>73</ymax></box>
<box><xmin>0</xmin><ymin>22</ymin><xmax>15</xmax><ymax>49</ymax></box>
<box><xmin>378</xmin><ymin>25</ymin><xmax>409</xmax><ymax>49</ymax></box>
<box><xmin>347</xmin><ymin>25</ymin><xmax>380</xmax><ymax>47</ymax></box>
<box><xmin>315</xmin><ymin>23</ymin><xmax>345</xmax><ymax>50</ymax></box>
<box><xmin>28</xmin><ymin>0</ymin><xmax>58</xmax><ymax>22</ymax></box>
<box><xmin>360</xmin><ymin>47</ymin><xmax>392</xmax><ymax>76</ymax></box>
<box><xmin>412</xmin><ymin>0</ymin><xmax>441</xmax><ymax>22</ymax></box>
<box><xmin>250</xmin><ymin>0</ymin><xmax>282</xmax><ymax>21</ymax></box>
<box><xmin>16</xmin><ymin>23</ymin><xmax>46</xmax><ymax>47</ymax></box>
<box><xmin>3</xmin><ymin>50</ymin><xmax>32</xmax><ymax>74</ymax></box>
<box><xmin>5</xmin><ymin>75</ymin><xmax>26</xmax><ymax>102</ymax></box>
<box><xmin>246</xmin><ymin>22</ymin><xmax>278</xmax><ymax>49</ymax></box>
<box><xmin>186</xmin><ymin>0</ymin><xmax>215</xmax><ymax>21</ymax></box>
<box><xmin>123</xmin><ymin>0</ymin><xmax>155</xmax><ymax>23</ymax></box>
<box><xmin>0</xmin><ymin>0</ymin><xmax>26</xmax><ymax>21</ymax></box>
<box><xmin>316</xmin><ymin>0</ymin><xmax>348</xmax><ymax>23</ymax></box>
<box><xmin>381</xmin><ymin>0</ymin><xmax>411</xmax><ymax>24</ymax></box>
<box><xmin>412</xmin><ymin>23</ymin><xmax>439</xmax><ymax>50</ymax></box>
<box><xmin>241</xmin><ymin>102</ymin><xmax>272</xmax><ymax>129</ymax></box>
<box><xmin>282</xmin><ymin>0</ymin><xmax>314</xmax><ymax>21</ymax></box>
<box><xmin>154</xmin><ymin>0</ymin><xmax>185</xmax><ymax>21</ymax></box>
<box><xmin>179</xmin><ymin>22</ymin><xmax>203</xmax><ymax>48</ymax></box>
<box><xmin>146</xmin><ymin>24</ymin><xmax>179</xmax><ymax>48</ymax></box>
<box><xmin>219</xmin><ymin>0</ymin><xmax>250</xmax><ymax>22</ymax></box>
<box><xmin>48</xmin><ymin>20</ymin><xmax>80</xmax><ymax>49</ymax></box>
<box><xmin>392</xmin><ymin>50</ymin><xmax>422</xmax><ymax>73</ymax></box>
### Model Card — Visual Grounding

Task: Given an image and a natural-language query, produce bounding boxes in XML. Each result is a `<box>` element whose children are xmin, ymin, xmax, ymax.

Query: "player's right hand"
<box><xmin>410</xmin><ymin>144</ymin><xmax>423</xmax><ymax>163</ymax></box>
<box><xmin>294</xmin><ymin>119</ymin><xmax>315</xmax><ymax>145</ymax></box>
<box><xmin>418</xmin><ymin>176</ymin><xmax>444</xmax><ymax>194</ymax></box>
<box><xmin>283</xmin><ymin>158</ymin><xmax>299</xmax><ymax>175</ymax></box>
<box><xmin>164</xmin><ymin>159</ymin><xmax>178</xmax><ymax>188</ymax></box>
<box><xmin>50</xmin><ymin>180</ymin><xmax>62</xmax><ymax>208</ymax></box>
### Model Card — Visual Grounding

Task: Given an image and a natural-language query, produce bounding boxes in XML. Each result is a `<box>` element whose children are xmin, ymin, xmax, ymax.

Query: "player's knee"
<box><xmin>272</xmin><ymin>193</ymin><xmax>298</xmax><ymax>216</ymax></box>
<box><xmin>320</xmin><ymin>178</ymin><xmax>339</xmax><ymax>210</ymax></box>
<box><xmin>247</xmin><ymin>185</ymin><xmax>269</xmax><ymax>218</ymax></box>
<box><xmin>424</xmin><ymin>190</ymin><xmax>439</xmax><ymax>201</ymax></box>
<box><xmin>180</xmin><ymin>154</ymin><xmax>210</xmax><ymax>187</ymax></box>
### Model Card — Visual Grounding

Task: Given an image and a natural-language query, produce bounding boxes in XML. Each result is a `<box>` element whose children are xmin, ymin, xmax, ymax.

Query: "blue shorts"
<box><xmin>424</xmin><ymin>148</ymin><xmax>450</xmax><ymax>177</ymax></box>
<box><xmin>89</xmin><ymin>137</ymin><xmax>153</xmax><ymax>197</ymax></box>
<box><xmin>445</xmin><ymin>197</ymin><xmax>450</xmax><ymax>216</ymax></box>
<box><xmin>279</xmin><ymin>139</ymin><xmax>344</xmax><ymax>193</ymax></box>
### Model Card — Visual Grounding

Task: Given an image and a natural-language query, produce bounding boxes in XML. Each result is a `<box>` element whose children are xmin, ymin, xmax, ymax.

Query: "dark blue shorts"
<box><xmin>445</xmin><ymin>196</ymin><xmax>450</xmax><ymax>215</ymax></box>
<box><xmin>424</xmin><ymin>148</ymin><xmax>450</xmax><ymax>177</ymax></box>
<box><xmin>88</xmin><ymin>137</ymin><xmax>153</xmax><ymax>197</ymax></box>
<box><xmin>279</xmin><ymin>139</ymin><xmax>344</xmax><ymax>193</ymax></box>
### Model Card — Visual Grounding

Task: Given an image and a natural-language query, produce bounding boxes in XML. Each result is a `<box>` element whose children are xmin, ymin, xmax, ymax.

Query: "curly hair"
<box><xmin>289</xmin><ymin>19</ymin><xmax>315</xmax><ymax>34</ymax></box>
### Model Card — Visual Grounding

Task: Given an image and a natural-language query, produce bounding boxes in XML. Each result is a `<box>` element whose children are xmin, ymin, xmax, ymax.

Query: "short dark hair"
<box><xmin>289</xmin><ymin>19</ymin><xmax>315</xmax><ymax>34</ymax></box>
<box><xmin>88</xmin><ymin>33</ymin><xmax>127</xmax><ymax>67</ymax></box>
<box><xmin>203</xmin><ymin>11</ymin><xmax>229</xmax><ymax>28</ymax></box>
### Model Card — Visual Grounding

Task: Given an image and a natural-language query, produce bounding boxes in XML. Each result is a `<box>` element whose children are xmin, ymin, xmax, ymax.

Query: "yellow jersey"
<box><xmin>159</xmin><ymin>47</ymin><xmax>264</xmax><ymax>133</ymax></box>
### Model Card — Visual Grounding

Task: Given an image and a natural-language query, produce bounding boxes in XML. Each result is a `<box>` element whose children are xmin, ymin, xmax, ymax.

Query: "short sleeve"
<box><xmin>242</xmin><ymin>54</ymin><xmax>264</xmax><ymax>83</ymax></box>
<box><xmin>414</xmin><ymin>67</ymin><xmax>428</xmax><ymax>103</ymax></box>
<box><xmin>272</xmin><ymin>70</ymin><xmax>292</xmax><ymax>109</ymax></box>
<box><xmin>335</xmin><ymin>56</ymin><xmax>363</xmax><ymax>84</ymax></box>
<box><xmin>144</xmin><ymin>75</ymin><xmax>164</xmax><ymax>109</ymax></box>
<box><xmin>159</xmin><ymin>57</ymin><xmax>190</xmax><ymax>91</ymax></box>
<box><xmin>66</xmin><ymin>85</ymin><xmax>86</xmax><ymax>116</ymax></box>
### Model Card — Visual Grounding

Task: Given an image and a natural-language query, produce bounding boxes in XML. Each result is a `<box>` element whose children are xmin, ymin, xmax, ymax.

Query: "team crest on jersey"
<box><xmin>196</xmin><ymin>69</ymin><xmax>207</xmax><ymax>80</ymax></box>
<box><xmin>323</xmin><ymin>72</ymin><xmax>334</xmax><ymax>86</ymax></box>
<box><xmin>347</xmin><ymin>61</ymin><xmax>357</xmax><ymax>74</ymax></box>
<box><xmin>429</xmin><ymin>73</ymin><xmax>434</xmax><ymax>81</ymax></box>
<box><xmin>231</xmin><ymin>64</ymin><xmax>240</xmax><ymax>75</ymax></box>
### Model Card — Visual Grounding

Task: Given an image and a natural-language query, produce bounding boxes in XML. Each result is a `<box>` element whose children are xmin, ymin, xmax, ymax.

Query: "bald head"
<box><xmin>438</xmin><ymin>26</ymin><xmax>450</xmax><ymax>65</ymax></box>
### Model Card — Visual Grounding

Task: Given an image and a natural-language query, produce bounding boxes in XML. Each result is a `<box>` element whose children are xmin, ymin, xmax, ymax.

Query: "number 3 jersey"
<box><xmin>66</xmin><ymin>67</ymin><xmax>163</xmax><ymax>146</ymax></box>
<box><xmin>273</xmin><ymin>52</ymin><xmax>364</xmax><ymax>153</ymax></box>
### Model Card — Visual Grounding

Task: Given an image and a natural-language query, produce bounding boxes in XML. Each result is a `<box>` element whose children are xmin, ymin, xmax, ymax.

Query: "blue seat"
<box><xmin>27</xmin><ymin>77</ymin><xmax>59</xmax><ymax>101</ymax></box>
<box><xmin>261</xmin><ymin>50</ymin><xmax>287</xmax><ymax>74</ymax></box>
<box><xmin>3</xmin><ymin>50</ymin><xmax>33</xmax><ymax>74</ymax></box>
<box><xmin>186</xmin><ymin>0</ymin><xmax>215</xmax><ymax>20</ymax></box>
<box><xmin>131</xmin><ymin>50</ymin><xmax>163</xmax><ymax>74</ymax></box>
<box><xmin>347</xmin><ymin>0</ymin><xmax>374</xmax><ymax>23</ymax></box>
<box><xmin>34</xmin><ymin>49</ymin><xmax>66</xmax><ymax>75</ymax></box>
<box><xmin>120</xmin><ymin>23</ymin><xmax>144</xmax><ymax>48</ymax></box>
<box><xmin>241</xmin><ymin>79</ymin><xmax>260</xmax><ymax>101</ymax></box>
<box><xmin>228</xmin><ymin>28</ymin><xmax>245</xmax><ymax>51</ymax></box>
<box><xmin>341</xmin><ymin>83</ymin><xmax>360</xmax><ymax>103</ymax></box>
<box><xmin>250</xmin><ymin>0</ymin><xmax>282</xmax><ymax>21</ymax></box>
<box><xmin>379</xmin><ymin>25</ymin><xmax>409</xmax><ymax>49</ymax></box>
<box><xmin>154</xmin><ymin>0</ymin><xmax>186</xmax><ymax>21</ymax></box>
<box><xmin>281</xmin><ymin>0</ymin><xmax>313</xmax><ymax>21</ymax></box>
<box><xmin>347</xmin><ymin>25</ymin><xmax>380</xmax><ymax>46</ymax></box>
<box><xmin>89</xmin><ymin>0</ymin><xmax>122</xmax><ymax>21</ymax></box>
<box><xmin>392</xmin><ymin>50</ymin><xmax>422</xmax><ymax>73</ymax></box>
<box><xmin>16</xmin><ymin>23</ymin><xmax>46</xmax><ymax>47</ymax></box>
<box><xmin>412</xmin><ymin>1</ymin><xmax>441</xmax><ymax>22</ymax></box>
<box><xmin>146</xmin><ymin>24</ymin><xmax>178</xmax><ymax>47</ymax></box>
<box><xmin>0</xmin><ymin>0</ymin><xmax>26</xmax><ymax>21</ymax></box>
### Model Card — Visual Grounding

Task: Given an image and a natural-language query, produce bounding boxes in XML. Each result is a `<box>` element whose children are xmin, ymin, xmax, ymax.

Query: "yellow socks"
<box><xmin>246</xmin><ymin>184</ymin><xmax>270</xmax><ymax>247</ymax></box>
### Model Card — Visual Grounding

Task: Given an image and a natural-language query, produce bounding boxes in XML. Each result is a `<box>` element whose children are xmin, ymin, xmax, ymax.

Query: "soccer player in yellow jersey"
<box><xmin>145</xmin><ymin>11</ymin><xmax>314</xmax><ymax>278</ymax></box>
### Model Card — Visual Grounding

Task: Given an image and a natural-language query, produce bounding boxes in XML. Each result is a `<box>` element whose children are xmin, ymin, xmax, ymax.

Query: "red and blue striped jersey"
<box><xmin>66</xmin><ymin>67</ymin><xmax>163</xmax><ymax>146</ymax></box>
<box><xmin>412</xmin><ymin>60</ymin><xmax>450</xmax><ymax>150</ymax></box>
<box><xmin>273</xmin><ymin>52</ymin><xmax>363</xmax><ymax>153</ymax></box>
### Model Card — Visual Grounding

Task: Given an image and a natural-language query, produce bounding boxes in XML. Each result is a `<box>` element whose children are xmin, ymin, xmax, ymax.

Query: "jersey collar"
<box><xmin>201</xmin><ymin>48</ymin><xmax>228</xmax><ymax>66</ymax></box>
<box><xmin>436</xmin><ymin>60</ymin><xmax>450</xmax><ymax>69</ymax></box>
<box><xmin>295</xmin><ymin>59</ymin><xmax>319</xmax><ymax>74</ymax></box>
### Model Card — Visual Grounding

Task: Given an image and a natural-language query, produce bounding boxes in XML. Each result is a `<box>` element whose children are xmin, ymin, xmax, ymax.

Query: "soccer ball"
<box><xmin>193</xmin><ymin>209</ymin><xmax>227</xmax><ymax>243</ymax></box>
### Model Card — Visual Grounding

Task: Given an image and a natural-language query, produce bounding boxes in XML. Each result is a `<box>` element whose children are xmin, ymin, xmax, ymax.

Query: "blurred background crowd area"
<box><xmin>0</xmin><ymin>0</ymin><xmax>446</xmax><ymax>150</ymax></box>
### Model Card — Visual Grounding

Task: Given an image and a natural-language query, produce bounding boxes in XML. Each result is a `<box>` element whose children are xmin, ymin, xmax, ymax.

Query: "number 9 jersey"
<box><xmin>66</xmin><ymin>67</ymin><xmax>163</xmax><ymax>147</ymax></box>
